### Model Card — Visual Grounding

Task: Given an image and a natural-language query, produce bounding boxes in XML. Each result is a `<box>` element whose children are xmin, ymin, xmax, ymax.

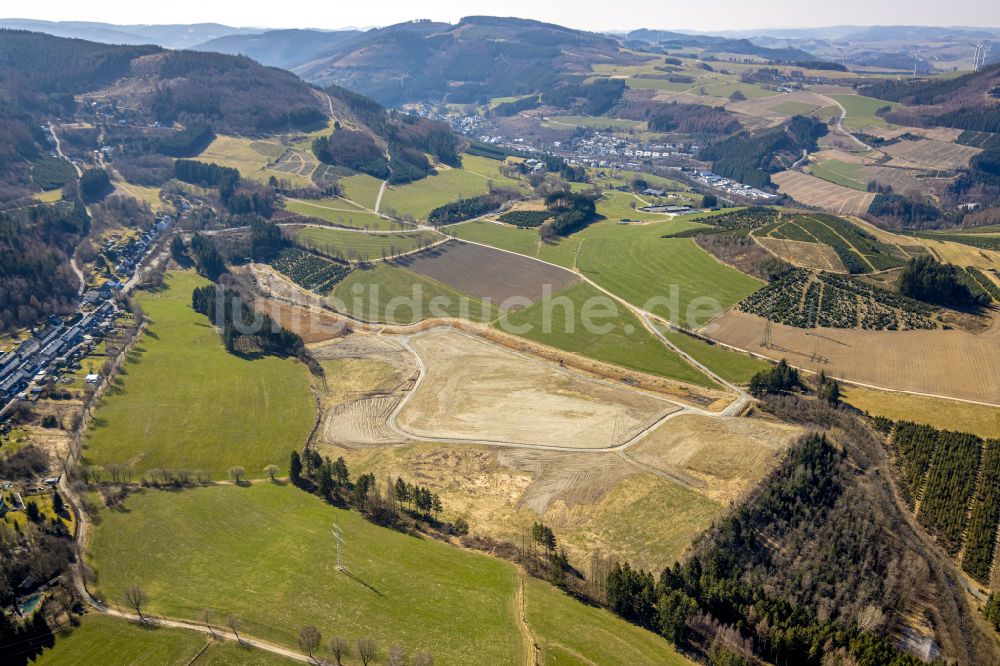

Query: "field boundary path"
<box><xmin>374</xmin><ymin>179</ymin><xmax>387</xmax><ymax>214</ymax></box>
<box><xmin>515</xmin><ymin>574</ymin><xmax>541</xmax><ymax>666</ymax></box>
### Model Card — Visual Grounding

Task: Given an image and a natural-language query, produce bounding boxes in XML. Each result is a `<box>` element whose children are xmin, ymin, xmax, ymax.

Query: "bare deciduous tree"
<box><xmin>328</xmin><ymin>636</ymin><xmax>350</xmax><ymax>666</ymax></box>
<box><xmin>123</xmin><ymin>585</ymin><xmax>148</xmax><ymax>623</ymax></box>
<box><xmin>227</xmin><ymin>614</ymin><xmax>243</xmax><ymax>644</ymax></box>
<box><xmin>298</xmin><ymin>625</ymin><xmax>321</xmax><ymax>658</ymax></box>
<box><xmin>357</xmin><ymin>638</ymin><xmax>377</xmax><ymax>666</ymax></box>
<box><xmin>388</xmin><ymin>643</ymin><xmax>408</xmax><ymax>666</ymax></box>
<box><xmin>228</xmin><ymin>466</ymin><xmax>246</xmax><ymax>484</ymax></box>
<box><xmin>264</xmin><ymin>464</ymin><xmax>279</xmax><ymax>481</ymax></box>
<box><xmin>201</xmin><ymin>609</ymin><xmax>215</xmax><ymax>638</ymax></box>
<box><xmin>412</xmin><ymin>652</ymin><xmax>434</xmax><ymax>666</ymax></box>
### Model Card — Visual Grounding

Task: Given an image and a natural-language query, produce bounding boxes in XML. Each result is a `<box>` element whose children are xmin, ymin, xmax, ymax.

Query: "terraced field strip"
<box><xmin>772</xmin><ymin>170</ymin><xmax>876</xmax><ymax>216</ymax></box>
<box><xmin>705</xmin><ymin>309</ymin><xmax>1000</xmax><ymax>405</ymax></box>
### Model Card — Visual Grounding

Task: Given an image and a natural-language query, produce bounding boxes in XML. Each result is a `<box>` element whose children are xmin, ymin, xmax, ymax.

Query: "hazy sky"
<box><xmin>6</xmin><ymin>0</ymin><xmax>999</xmax><ymax>32</ymax></box>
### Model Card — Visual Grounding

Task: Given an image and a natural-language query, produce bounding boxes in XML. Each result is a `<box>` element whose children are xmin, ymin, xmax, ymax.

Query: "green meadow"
<box><xmin>295</xmin><ymin>226</ymin><xmax>439</xmax><ymax>261</ymax></box>
<box><xmin>84</xmin><ymin>271</ymin><xmax>314</xmax><ymax>479</ymax></box>
<box><xmin>87</xmin><ymin>483</ymin><xmax>688</xmax><ymax>665</ymax></box>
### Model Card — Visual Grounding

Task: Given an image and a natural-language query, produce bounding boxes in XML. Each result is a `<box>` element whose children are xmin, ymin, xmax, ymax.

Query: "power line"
<box><xmin>332</xmin><ymin>521</ymin><xmax>345</xmax><ymax>572</ymax></box>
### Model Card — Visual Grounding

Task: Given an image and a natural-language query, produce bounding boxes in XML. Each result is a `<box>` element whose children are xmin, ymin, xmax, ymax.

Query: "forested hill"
<box><xmin>624</xmin><ymin>29</ymin><xmax>817</xmax><ymax>63</ymax></box>
<box><xmin>0</xmin><ymin>29</ymin><xmax>329</xmax><ymax>203</ymax></box>
<box><xmin>292</xmin><ymin>16</ymin><xmax>639</xmax><ymax>105</ymax></box>
<box><xmin>0</xmin><ymin>30</ymin><xmax>326</xmax><ymax>137</ymax></box>
<box><xmin>194</xmin><ymin>29</ymin><xmax>362</xmax><ymax>70</ymax></box>
<box><xmin>862</xmin><ymin>63</ymin><xmax>1000</xmax><ymax>132</ymax></box>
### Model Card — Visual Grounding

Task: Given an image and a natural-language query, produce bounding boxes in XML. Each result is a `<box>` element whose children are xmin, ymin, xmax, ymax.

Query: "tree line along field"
<box><xmin>86</xmin><ymin>483</ymin><xmax>687</xmax><ymax>665</ymax></box>
<box><xmin>890</xmin><ymin>422</ymin><xmax>1000</xmax><ymax>584</ymax></box>
<box><xmin>737</xmin><ymin>269</ymin><xmax>935</xmax><ymax>330</ymax></box>
<box><xmin>912</xmin><ymin>229</ymin><xmax>1000</xmax><ymax>252</ymax></box>
<box><xmin>755</xmin><ymin>213</ymin><xmax>906</xmax><ymax>274</ymax></box>
<box><xmin>84</xmin><ymin>271</ymin><xmax>315</xmax><ymax>479</ymax></box>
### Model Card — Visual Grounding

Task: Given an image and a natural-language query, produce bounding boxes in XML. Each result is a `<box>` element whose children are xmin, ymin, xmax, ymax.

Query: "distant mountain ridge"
<box><xmin>289</xmin><ymin>16</ymin><xmax>637</xmax><ymax>105</ymax></box>
<box><xmin>624</xmin><ymin>28</ymin><xmax>821</xmax><ymax>62</ymax></box>
<box><xmin>193</xmin><ymin>29</ymin><xmax>361</xmax><ymax>69</ymax></box>
<box><xmin>0</xmin><ymin>18</ymin><xmax>264</xmax><ymax>48</ymax></box>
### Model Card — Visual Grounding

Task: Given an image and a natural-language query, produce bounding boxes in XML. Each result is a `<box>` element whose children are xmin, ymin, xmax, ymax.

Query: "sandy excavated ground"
<box><xmin>704</xmin><ymin>309</ymin><xmax>1000</xmax><ymax>405</ymax></box>
<box><xmin>629</xmin><ymin>414</ymin><xmax>803</xmax><ymax>503</ymax></box>
<box><xmin>755</xmin><ymin>236</ymin><xmax>848</xmax><ymax>272</ymax></box>
<box><xmin>396</xmin><ymin>330</ymin><xmax>679</xmax><ymax>448</ymax></box>
<box><xmin>312</xmin><ymin>334</ymin><xmax>419</xmax><ymax>446</ymax></box>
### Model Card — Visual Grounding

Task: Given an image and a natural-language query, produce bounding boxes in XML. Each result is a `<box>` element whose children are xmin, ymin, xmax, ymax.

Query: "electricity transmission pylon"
<box><xmin>332</xmin><ymin>522</ymin><xmax>345</xmax><ymax>572</ymax></box>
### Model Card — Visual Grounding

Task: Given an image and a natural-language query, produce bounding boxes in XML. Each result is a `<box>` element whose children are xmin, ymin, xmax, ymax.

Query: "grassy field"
<box><xmin>543</xmin><ymin>116</ymin><xmax>646</xmax><ymax>131</ymax></box>
<box><xmin>828</xmin><ymin>94</ymin><xmax>900</xmax><ymax>130</ymax></box>
<box><xmin>500</xmin><ymin>282</ymin><xmax>718</xmax><ymax>387</ymax></box>
<box><xmin>295</xmin><ymin>226</ymin><xmax>439</xmax><ymax>262</ymax></box>
<box><xmin>34</xmin><ymin>615</ymin><xmax>297</xmax><ymax>665</ymax></box>
<box><xmin>328</xmin><ymin>263</ymin><xmax>498</xmax><ymax>324</ymax></box>
<box><xmin>595</xmin><ymin>190</ymin><xmax>677</xmax><ymax>222</ymax></box>
<box><xmin>808</xmin><ymin>159</ymin><xmax>869</xmax><ymax>191</ymax></box>
<box><xmin>842</xmin><ymin>385</ymin><xmax>1000</xmax><ymax>439</ymax></box>
<box><xmin>573</xmin><ymin>219</ymin><xmax>763</xmax><ymax>327</ymax></box>
<box><xmin>87</xmin><ymin>483</ymin><xmax>687</xmax><ymax>664</ymax></box>
<box><xmin>450</xmin><ymin>215</ymin><xmax>758</xmax><ymax>328</ymax></box>
<box><xmin>197</xmin><ymin>136</ymin><xmax>312</xmax><ymax>188</ymax></box>
<box><xmin>448</xmin><ymin>221</ymin><xmax>583</xmax><ymax>268</ymax></box>
<box><xmin>772</xmin><ymin>100</ymin><xmax>822</xmax><ymax>116</ymax></box>
<box><xmin>625</xmin><ymin>78</ymin><xmax>693</xmax><ymax>92</ymax></box>
<box><xmin>702</xmin><ymin>82</ymin><xmax>778</xmax><ymax>100</ymax></box>
<box><xmin>339</xmin><ymin>174</ymin><xmax>383</xmax><ymax>210</ymax></box>
<box><xmin>34</xmin><ymin>616</ymin><xmax>206</xmax><ymax>665</ymax></box>
<box><xmin>284</xmin><ymin>198</ymin><xmax>406</xmax><ymax>231</ymax></box>
<box><xmin>84</xmin><ymin>271</ymin><xmax>314</xmax><ymax>479</ymax></box>
<box><xmin>661</xmin><ymin>327</ymin><xmax>771</xmax><ymax>385</ymax></box>
<box><xmin>33</xmin><ymin>189</ymin><xmax>63</xmax><ymax>203</ymax></box>
<box><xmin>524</xmin><ymin>576</ymin><xmax>691</xmax><ymax>665</ymax></box>
<box><xmin>381</xmin><ymin>155</ymin><xmax>521</xmax><ymax>220</ymax></box>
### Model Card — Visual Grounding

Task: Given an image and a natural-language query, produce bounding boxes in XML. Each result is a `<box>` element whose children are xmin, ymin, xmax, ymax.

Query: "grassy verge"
<box><xmin>661</xmin><ymin>327</ymin><xmax>771</xmax><ymax>385</ymax></box>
